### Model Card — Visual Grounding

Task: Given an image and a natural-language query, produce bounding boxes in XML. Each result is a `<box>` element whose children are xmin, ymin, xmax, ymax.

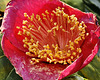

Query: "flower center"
<box><xmin>17</xmin><ymin>7</ymin><xmax>89</xmax><ymax>65</ymax></box>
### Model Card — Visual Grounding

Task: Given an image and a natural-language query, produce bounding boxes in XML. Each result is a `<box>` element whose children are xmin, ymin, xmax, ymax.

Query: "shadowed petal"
<box><xmin>1</xmin><ymin>35</ymin><xmax>67</xmax><ymax>80</ymax></box>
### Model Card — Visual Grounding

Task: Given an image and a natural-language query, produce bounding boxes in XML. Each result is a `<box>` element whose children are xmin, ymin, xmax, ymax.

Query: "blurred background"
<box><xmin>0</xmin><ymin>0</ymin><xmax>100</xmax><ymax>80</ymax></box>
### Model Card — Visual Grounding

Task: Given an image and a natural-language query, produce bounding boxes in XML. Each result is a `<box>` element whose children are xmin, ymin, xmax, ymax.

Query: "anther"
<box><xmin>72</xmin><ymin>52</ymin><xmax>76</xmax><ymax>56</ymax></box>
<box><xmin>45</xmin><ymin>10</ymin><xmax>49</xmax><ymax>14</ymax></box>
<box><xmin>24</xmin><ymin>13</ymin><xmax>28</xmax><ymax>17</ymax></box>
<box><xmin>18</xmin><ymin>31</ymin><xmax>22</xmax><ymax>35</ymax></box>
<box><xmin>16</xmin><ymin>26</ymin><xmax>20</xmax><ymax>29</ymax></box>
<box><xmin>17</xmin><ymin>7</ymin><xmax>88</xmax><ymax>65</ymax></box>
<box><xmin>23</xmin><ymin>20</ymin><xmax>28</xmax><ymax>24</ymax></box>
<box><xmin>38</xmin><ymin>26</ymin><xmax>41</xmax><ymax>30</ymax></box>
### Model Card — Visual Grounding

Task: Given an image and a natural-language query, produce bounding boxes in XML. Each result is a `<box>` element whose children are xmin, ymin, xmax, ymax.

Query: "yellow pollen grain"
<box><xmin>38</xmin><ymin>55</ymin><xmax>41</xmax><ymax>58</ymax></box>
<box><xmin>83</xmin><ymin>24</ymin><xmax>87</xmax><ymax>28</ymax></box>
<box><xmin>45</xmin><ymin>10</ymin><xmax>49</xmax><ymax>14</ymax></box>
<box><xmin>31</xmin><ymin>25</ymin><xmax>34</xmax><ymax>28</ymax></box>
<box><xmin>52</xmin><ymin>44</ymin><xmax>55</xmax><ymax>48</ymax></box>
<box><xmin>16</xmin><ymin>26</ymin><xmax>20</xmax><ymax>29</ymax></box>
<box><xmin>42</xmin><ymin>13</ymin><xmax>46</xmax><ymax>17</ymax></box>
<box><xmin>36</xmin><ymin>15</ymin><xmax>41</xmax><ymax>21</ymax></box>
<box><xmin>58</xmin><ymin>6</ymin><xmax>61</xmax><ymax>9</ymax></box>
<box><xmin>63</xmin><ymin>13</ymin><xmax>68</xmax><ymax>18</ymax></box>
<box><xmin>60</xmin><ymin>26</ymin><xmax>63</xmax><ymax>28</ymax></box>
<box><xmin>47</xmin><ymin>58</ymin><xmax>50</xmax><ymax>62</ymax></box>
<box><xmin>67</xmin><ymin>59</ymin><xmax>72</xmax><ymax>64</ymax></box>
<box><xmin>82</xmin><ymin>36</ymin><xmax>85</xmax><ymax>39</ymax></box>
<box><xmin>57</xmin><ymin>51</ymin><xmax>63</xmax><ymax>55</ymax></box>
<box><xmin>38</xmin><ymin>26</ymin><xmax>41</xmax><ymax>30</ymax></box>
<box><xmin>24</xmin><ymin>13</ymin><xmax>28</xmax><ymax>17</ymax></box>
<box><xmin>25</xmin><ymin>37</ymin><xmax>28</xmax><ymax>41</ymax></box>
<box><xmin>22</xmin><ymin>26</ymin><xmax>27</xmax><ymax>29</ymax></box>
<box><xmin>54</xmin><ymin>61</ymin><xmax>57</xmax><ymax>64</ymax></box>
<box><xmin>86</xmin><ymin>33</ymin><xmax>89</xmax><ymax>36</ymax></box>
<box><xmin>70</xmin><ymin>46</ymin><xmax>75</xmax><ymax>50</ymax></box>
<box><xmin>26</xmin><ymin>52</ymin><xmax>35</xmax><ymax>57</ymax></box>
<box><xmin>18</xmin><ymin>31</ymin><xmax>22</xmax><ymax>35</ymax></box>
<box><xmin>51</xmin><ymin>13</ymin><xmax>54</xmax><ymax>16</ymax></box>
<box><xmin>72</xmin><ymin>52</ymin><xmax>76</xmax><ymax>56</ymax></box>
<box><xmin>43</xmin><ymin>17</ymin><xmax>47</xmax><ymax>20</ymax></box>
<box><xmin>67</xmin><ymin>53</ymin><xmax>71</xmax><ymax>57</ymax></box>
<box><xmin>36</xmin><ymin>60</ymin><xmax>39</xmax><ymax>63</ymax></box>
<box><xmin>68</xmin><ymin>50</ymin><xmax>70</xmax><ymax>53</ymax></box>
<box><xmin>50</xmin><ymin>18</ymin><xmax>53</xmax><ymax>22</ymax></box>
<box><xmin>59</xmin><ymin>60</ymin><xmax>64</xmax><ymax>64</ymax></box>
<box><xmin>65</xmin><ymin>45</ymin><xmax>68</xmax><ymax>47</ymax></box>
<box><xmin>70</xmin><ymin>27</ymin><xmax>75</xmax><ymax>30</ymax></box>
<box><xmin>78</xmin><ymin>26</ymin><xmax>82</xmax><ymax>31</ymax></box>
<box><xmin>71</xmin><ymin>56</ymin><xmax>74</xmax><ymax>59</ymax></box>
<box><xmin>77</xmin><ymin>55</ymin><xmax>79</xmax><ymax>58</ymax></box>
<box><xmin>49</xmin><ymin>60</ymin><xmax>52</xmax><ymax>63</ymax></box>
<box><xmin>28</xmin><ymin>25</ymin><xmax>31</xmax><ymax>28</ymax></box>
<box><xmin>30</xmin><ymin>13</ymin><xmax>34</xmax><ymax>21</ymax></box>
<box><xmin>23</xmin><ymin>20</ymin><xmax>28</xmax><ymax>24</ymax></box>
<box><xmin>74</xmin><ymin>39</ymin><xmax>78</xmax><ymax>44</ymax></box>
<box><xmin>32</xmin><ymin>58</ymin><xmax>39</xmax><ymax>63</ymax></box>
<box><xmin>30</xmin><ymin>39</ymin><xmax>34</xmax><ymax>43</ymax></box>
<box><xmin>62</xmin><ymin>7</ymin><xmax>64</xmax><ymax>10</ymax></box>
<box><xmin>24</xmin><ymin>44</ymin><xmax>27</xmax><ymax>48</ymax></box>
<box><xmin>44</xmin><ymin>53</ymin><xmax>48</xmax><ymax>57</ymax></box>
<box><xmin>47</xmin><ymin>44</ymin><xmax>50</xmax><ymax>49</ymax></box>
<box><xmin>54</xmin><ymin>22</ymin><xmax>57</xmax><ymax>25</ymax></box>
<box><xmin>64</xmin><ymin>60</ymin><xmax>67</xmax><ymax>64</ymax></box>
<box><xmin>26</xmin><ymin>31</ymin><xmax>31</xmax><ymax>36</ymax></box>
<box><xmin>47</xmin><ymin>30</ymin><xmax>52</xmax><ymax>33</ymax></box>
<box><xmin>77</xmin><ymin>48</ymin><xmax>82</xmax><ymax>53</ymax></box>
<box><xmin>44</xmin><ymin>54</ymin><xmax>47</xmax><ymax>58</ymax></box>
<box><xmin>62</xmin><ymin>29</ymin><xmax>66</xmax><ymax>32</ymax></box>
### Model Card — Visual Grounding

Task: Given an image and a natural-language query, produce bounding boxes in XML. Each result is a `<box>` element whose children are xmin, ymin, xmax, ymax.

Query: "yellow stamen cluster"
<box><xmin>17</xmin><ymin>7</ymin><xmax>89</xmax><ymax>65</ymax></box>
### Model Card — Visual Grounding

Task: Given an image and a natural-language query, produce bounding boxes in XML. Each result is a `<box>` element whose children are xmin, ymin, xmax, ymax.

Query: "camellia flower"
<box><xmin>1</xmin><ymin>0</ymin><xmax>100</xmax><ymax>80</ymax></box>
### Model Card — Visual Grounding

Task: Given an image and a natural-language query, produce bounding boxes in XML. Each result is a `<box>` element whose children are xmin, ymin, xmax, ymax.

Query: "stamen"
<box><xmin>23</xmin><ymin>20</ymin><xmax>28</xmax><ymax>24</ymax></box>
<box><xmin>17</xmin><ymin>7</ymin><xmax>89</xmax><ymax>65</ymax></box>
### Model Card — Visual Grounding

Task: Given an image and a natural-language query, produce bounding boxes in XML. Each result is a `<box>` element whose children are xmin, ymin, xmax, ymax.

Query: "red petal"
<box><xmin>58</xmin><ymin>55</ymin><xmax>83</xmax><ymax>79</ymax></box>
<box><xmin>1</xmin><ymin>0</ymin><xmax>100</xmax><ymax>80</ymax></box>
<box><xmin>1</xmin><ymin>0</ymin><xmax>62</xmax><ymax>52</ymax></box>
<box><xmin>58</xmin><ymin>31</ymin><xmax>99</xmax><ymax>79</ymax></box>
<box><xmin>2</xmin><ymin>35</ymin><xmax>67</xmax><ymax>80</ymax></box>
<box><xmin>1</xmin><ymin>0</ymin><xmax>97</xmax><ymax>51</ymax></box>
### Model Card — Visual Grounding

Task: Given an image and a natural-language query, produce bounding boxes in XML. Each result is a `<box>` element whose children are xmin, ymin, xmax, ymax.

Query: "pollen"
<box><xmin>17</xmin><ymin>7</ymin><xmax>89</xmax><ymax>65</ymax></box>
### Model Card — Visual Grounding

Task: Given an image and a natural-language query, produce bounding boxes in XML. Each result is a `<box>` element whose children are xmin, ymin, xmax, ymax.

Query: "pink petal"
<box><xmin>58</xmin><ymin>29</ymin><xmax>99</xmax><ymax>79</ymax></box>
<box><xmin>1</xmin><ymin>0</ymin><xmax>62</xmax><ymax>52</ymax></box>
<box><xmin>1</xmin><ymin>0</ymin><xmax>100</xmax><ymax>80</ymax></box>
<box><xmin>2</xmin><ymin>35</ymin><xmax>67</xmax><ymax>80</ymax></box>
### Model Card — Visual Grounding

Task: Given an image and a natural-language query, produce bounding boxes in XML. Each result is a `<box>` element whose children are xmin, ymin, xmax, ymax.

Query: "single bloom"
<box><xmin>1</xmin><ymin>0</ymin><xmax>100</xmax><ymax>80</ymax></box>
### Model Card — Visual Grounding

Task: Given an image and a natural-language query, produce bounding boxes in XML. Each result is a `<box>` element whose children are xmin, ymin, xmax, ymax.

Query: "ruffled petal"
<box><xmin>1</xmin><ymin>0</ymin><xmax>100</xmax><ymax>80</ymax></box>
<box><xmin>2</xmin><ymin>0</ymin><xmax>98</xmax><ymax>52</ymax></box>
<box><xmin>58</xmin><ymin>28</ymin><xmax>99</xmax><ymax>79</ymax></box>
<box><xmin>2</xmin><ymin>35</ymin><xmax>67</xmax><ymax>80</ymax></box>
<box><xmin>1</xmin><ymin>0</ymin><xmax>63</xmax><ymax>52</ymax></box>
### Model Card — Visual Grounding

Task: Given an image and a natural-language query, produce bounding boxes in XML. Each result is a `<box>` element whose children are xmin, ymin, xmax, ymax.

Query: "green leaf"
<box><xmin>0</xmin><ymin>56</ymin><xmax>22</xmax><ymax>80</ymax></box>
<box><xmin>0</xmin><ymin>34</ymin><xmax>22</xmax><ymax>80</ymax></box>
<box><xmin>61</xmin><ymin>0</ymin><xmax>84</xmax><ymax>11</ymax></box>
<box><xmin>83</xmin><ymin>0</ymin><xmax>100</xmax><ymax>24</ymax></box>
<box><xmin>0</xmin><ymin>34</ymin><xmax>3</xmax><ymax>56</ymax></box>
<box><xmin>0</xmin><ymin>34</ymin><xmax>14</xmax><ymax>80</ymax></box>
<box><xmin>62</xmin><ymin>73</ymin><xmax>88</xmax><ymax>80</ymax></box>
<box><xmin>6</xmin><ymin>68</ymin><xmax>23</xmax><ymax>80</ymax></box>
<box><xmin>0</xmin><ymin>56</ymin><xmax>13</xmax><ymax>80</ymax></box>
<box><xmin>0</xmin><ymin>0</ymin><xmax>11</xmax><ymax>12</ymax></box>
<box><xmin>80</xmin><ymin>55</ymin><xmax>100</xmax><ymax>80</ymax></box>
